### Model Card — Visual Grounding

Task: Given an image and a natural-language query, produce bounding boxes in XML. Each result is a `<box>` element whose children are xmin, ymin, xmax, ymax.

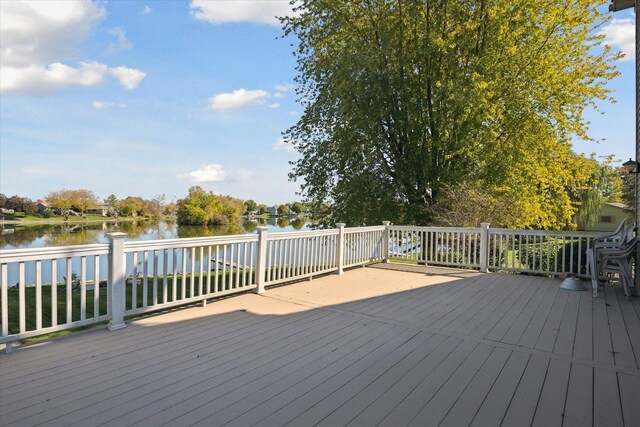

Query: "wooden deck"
<box><xmin>1</xmin><ymin>265</ymin><xmax>639</xmax><ymax>426</ymax></box>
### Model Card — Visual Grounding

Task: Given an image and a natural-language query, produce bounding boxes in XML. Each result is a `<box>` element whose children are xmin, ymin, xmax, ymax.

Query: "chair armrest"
<box><xmin>591</xmin><ymin>219</ymin><xmax>627</xmax><ymax>246</ymax></box>
<box><xmin>599</xmin><ymin>237</ymin><xmax>639</xmax><ymax>262</ymax></box>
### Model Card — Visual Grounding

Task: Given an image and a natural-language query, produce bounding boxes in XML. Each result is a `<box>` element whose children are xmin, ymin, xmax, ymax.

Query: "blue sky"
<box><xmin>0</xmin><ymin>1</ymin><xmax>636</xmax><ymax>206</ymax></box>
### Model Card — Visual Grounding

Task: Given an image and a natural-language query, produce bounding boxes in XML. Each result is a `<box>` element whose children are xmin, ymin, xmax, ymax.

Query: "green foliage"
<box><xmin>103</xmin><ymin>194</ymin><xmax>119</xmax><ymax>209</ymax></box>
<box><xmin>622</xmin><ymin>169</ymin><xmax>636</xmax><ymax>216</ymax></box>
<box><xmin>520</xmin><ymin>239</ymin><xmax>589</xmax><ymax>276</ymax></box>
<box><xmin>244</xmin><ymin>199</ymin><xmax>258</xmax><ymax>213</ymax></box>
<box><xmin>573</xmin><ymin>155</ymin><xmax>625</xmax><ymax>228</ymax></box>
<box><xmin>118</xmin><ymin>196</ymin><xmax>146</xmax><ymax>218</ymax></box>
<box><xmin>277</xmin><ymin>204</ymin><xmax>289</xmax><ymax>216</ymax></box>
<box><xmin>290</xmin><ymin>202</ymin><xmax>305</xmax><ymax>214</ymax></box>
<box><xmin>176</xmin><ymin>186</ymin><xmax>243</xmax><ymax>226</ymax></box>
<box><xmin>283</xmin><ymin>0</ymin><xmax>619</xmax><ymax>228</ymax></box>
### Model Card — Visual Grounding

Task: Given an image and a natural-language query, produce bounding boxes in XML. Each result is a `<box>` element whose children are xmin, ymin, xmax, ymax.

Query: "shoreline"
<box><xmin>0</xmin><ymin>217</ymin><xmax>145</xmax><ymax>226</ymax></box>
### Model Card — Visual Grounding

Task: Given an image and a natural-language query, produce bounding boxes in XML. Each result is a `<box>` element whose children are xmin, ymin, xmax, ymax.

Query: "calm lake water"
<box><xmin>0</xmin><ymin>218</ymin><xmax>313</xmax><ymax>250</ymax></box>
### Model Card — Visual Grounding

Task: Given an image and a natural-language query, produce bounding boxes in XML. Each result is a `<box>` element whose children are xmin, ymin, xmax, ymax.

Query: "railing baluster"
<box><xmin>94</xmin><ymin>255</ymin><xmax>100</xmax><ymax>317</ymax></box>
<box><xmin>153</xmin><ymin>250</ymin><xmax>159</xmax><ymax>306</ymax></box>
<box><xmin>235</xmin><ymin>244</ymin><xmax>241</xmax><ymax>288</ymax></box>
<box><xmin>132</xmin><ymin>252</ymin><xmax>138</xmax><ymax>309</ymax></box>
<box><xmin>199</xmin><ymin>246</ymin><xmax>205</xmax><ymax>296</ymax></box>
<box><xmin>190</xmin><ymin>247</ymin><xmax>196</xmax><ymax>296</ymax></box>
<box><xmin>1</xmin><ymin>264</ymin><xmax>8</xmax><ymax>338</ymax></box>
<box><xmin>142</xmin><ymin>251</ymin><xmax>149</xmax><ymax>308</ymax></box>
<box><xmin>163</xmin><ymin>249</ymin><xmax>169</xmax><ymax>303</ymax></box>
<box><xmin>222</xmin><ymin>244</ymin><xmax>228</xmax><ymax>291</ymax></box>
<box><xmin>171</xmin><ymin>249</ymin><xmax>178</xmax><ymax>301</ymax></box>
<box><xmin>35</xmin><ymin>260</ymin><xmax>42</xmax><ymax>330</ymax></box>
<box><xmin>214</xmin><ymin>245</ymin><xmax>220</xmax><ymax>292</ymax></box>
<box><xmin>65</xmin><ymin>258</ymin><xmax>72</xmax><ymax>324</ymax></box>
<box><xmin>80</xmin><ymin>256</ymin><xmax>86</xmax><ymax>321</ymax></box>
<box><xmin>51</xmin><ymin>259</ymin><xmax>57</xmax><ymax>327</ymax></box>
<box><xmin>241</xmin><ymin>242</ymin><xmax>247</xmax><ymax>287</ymax></box>
<box><xmin>207</xmin><ymin>245</ymin><xmax>212</xmax><ymax>294</ymax></box>
<box><xmin>19</xmin><ymin>262</ymin><xmax>26</xmax><ymax>333</ymax></box>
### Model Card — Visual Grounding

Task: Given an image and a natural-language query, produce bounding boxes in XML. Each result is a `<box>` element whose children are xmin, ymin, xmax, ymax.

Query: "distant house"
<box><xmin>266</xmin><ymin>206</ymin><xmax>278</xmax><ymax>215</ymax></box>
<box><xmin>35</xmin><ymin>199</ymin><xmax>50</xmax><ymax>212</ymax></box>
<box><xmin>86</xmin><ymin>205</ymin><xmax>116</xmax><ymax>217</ymax></box>
<box><xmin>578</xmin><ymin>202</ymin><xmax>632</xmax><ymax>232</ymax></box>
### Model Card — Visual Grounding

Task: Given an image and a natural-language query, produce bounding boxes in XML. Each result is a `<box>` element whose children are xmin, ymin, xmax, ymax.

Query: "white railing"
<box><xmin>122</xmin><ymin>234</ymin><xmax>259</xmax><ymax>317</ymax></box>
<box><xmin>343</xmin><ymin>225</ymin><xmax>385</xmax><ymax>268</ymax></box>
<box><xmin>0</xmin><ymin>222</ymin><xmax>603</xmax><ymax>349</ymax></box>
<box><xmin>388</xmin><ymin>225</ymin><xmax>483</xmax><ymax>269</ymax></box>
<box><xmin>264</xmin><ymin>229</ymin><xmax>339</xmax><ymax>286</ymax></box>
<box><xmin>0</xmin><ymin>244</ymin><xmax>111</xmax><ymax>344</ymax></box>
<box><xmin>487</xmin><ymin>229</ymin><xmax>597</xmax><ymax>277</ymax></box>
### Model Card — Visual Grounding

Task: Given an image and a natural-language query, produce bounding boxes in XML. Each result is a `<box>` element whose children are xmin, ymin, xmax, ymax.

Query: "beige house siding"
<box><xmin>579</xmin><ymin>202</ymin><xmax>632</xmax><ymax>232</ymax></box>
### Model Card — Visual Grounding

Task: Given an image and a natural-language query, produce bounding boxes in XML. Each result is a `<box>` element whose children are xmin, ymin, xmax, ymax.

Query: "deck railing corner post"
<box><xmin>382</xmin><ymin>221</ymin><xmax>391</xmax><ymax>262</ymax></box>
<box><xmin>480</xmin><ymin>223</ymin><xmax>490</xmax><ymax>273</ymax></box>
<box><xmin>255</xmin><ymin>226</ymin><xmax>268</xmax><ymax>294</ymax></box>
<box><xmin>107</xmin><ymin>232</ymin><xmax>127</xmax><ymax>331</ymax></box>
<box><xmin>336</xmin><ymin>223</ymin><xmax>346</xmax><ymax>274</ymax></box>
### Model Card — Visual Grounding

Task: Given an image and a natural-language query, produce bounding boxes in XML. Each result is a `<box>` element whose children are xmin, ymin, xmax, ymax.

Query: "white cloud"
<box><xmin>601</xmin><ymin>18</ymin><xmax>635</xmax><ymax>61</ymax></box>
<box><xmin>107</xmin><ymin>27</ymin><xmax>132</xmax><ymax>55</ymax></box>
<box><xmin>141</xmin><ymin>5</ymin><xmax>152</xmax><ymax>14</ymax></box>
<box><xmin>268</xmin><ymin>103</ymin><xmax>280</xmax><ymax>109</ymax></box>
<box><xmin>93</xmin><ymin>101</ymin><xmax>126</xmax><ymax>109</ymax></box>
<box><xmin>109</xmin><ymin>66</ymin><xmax>147</xmax><ymax>90</ymax></box>
<box><xmin>0</xmin><ymin>0</ymin><xmax>105</xmax><ymax>67</ymax></box>
<box><xmin>273</xmin><ymin>92</ymin><xmax>284</xmax><ymax>98</ymax></box>
<box><xmin>0</xmin><ymin>0</ymin><xmax>147</xmax><ymax>93</ymax></box>
<box><xmin>274</xmin><ymin>83</ymin><xmax>293</xmax><ymax>92</ymax></box>
<box><xmin>1</xmin><ymin>61</ymin><xmax>107</xmax><ymax>93</ymax></box>
<box><xmin>190</xmin><ymin>0</ymin><xmax>299</xmax><ymax>25</ymax></box>
<box><xmin>273</xmin><ymin>137</ymin><xmax>296</xmax><ymax>152</ymax></box>
<box><xmin>209</xmin><ymin>88</ymin><xmax>270</xmax><ymax>110</ymax></box>
<box><xmin>177</xmin><ymin>164</ymin><xmax>230</xmax><ymax>182</ymax></box>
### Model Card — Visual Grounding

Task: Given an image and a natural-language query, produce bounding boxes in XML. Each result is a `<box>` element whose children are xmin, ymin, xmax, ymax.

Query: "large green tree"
<box><xmin>283</xmin><ymin>0</ymin><xmax>618</xmax><ymax>228</ymax></box>
<box><xmin>176</xmin><ymin>186</ymin><xmax>243</xmax><ymax>226</ymax></box>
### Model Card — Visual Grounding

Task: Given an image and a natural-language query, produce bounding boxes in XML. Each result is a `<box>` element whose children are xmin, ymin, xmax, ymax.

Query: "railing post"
<box><xmin>479</xmin><ymin>223</ymin><xmax>490</xmax><ymax>273</ymax></box>
<box><xmin>382</xmin><ymin>221</ymin><xmax>391</xmax><ymax>263</ymax></box>
<box><xmin>107</xmin><ymin>232</ymin><xmax>127</xmax><ymax>331</ymax></box>
<box><xmin>255</xmin><ymin>226</ymin><xmax>268</xmax><ymax>294</ymax></box>
<box><xmin>336</xmin><ymin>223</ymin><xmax>346</xmax><ymax>274</ymax></box>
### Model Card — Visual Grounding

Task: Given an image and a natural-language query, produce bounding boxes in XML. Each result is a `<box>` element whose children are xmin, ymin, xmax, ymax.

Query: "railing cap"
<box><xmin>107</xmin><ymin>232</ymin><xmax>127</xmax><ymax>240</ymax></box>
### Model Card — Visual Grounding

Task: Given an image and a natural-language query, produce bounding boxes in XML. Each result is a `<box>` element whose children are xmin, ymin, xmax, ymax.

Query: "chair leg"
<box><xmin>588</xmin><ymin>252</ymin><xmax>598</xmax><ymax>297</ymax></box>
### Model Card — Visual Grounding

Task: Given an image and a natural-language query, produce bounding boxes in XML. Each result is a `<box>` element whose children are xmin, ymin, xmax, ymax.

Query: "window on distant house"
<box><xmin>600</xmin><ymin>215</ymin><xmax>613</xmax><ymax>223</ymax></box>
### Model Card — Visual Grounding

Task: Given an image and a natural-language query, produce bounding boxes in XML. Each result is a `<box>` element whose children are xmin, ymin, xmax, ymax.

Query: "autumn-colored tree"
<box><xmin>284</xmin><ymin>0</ymin><xmax>619</xmax><ymax>228</ymax></box>
<box><xmin>72</xmin><ymin>189</ymin><xmax>98</xmax><ymax>216</ymax></box>
<box><xmin>45</xmin><ymin>190</ymin><xmax>77</xmax><ymax>220</ymax></box>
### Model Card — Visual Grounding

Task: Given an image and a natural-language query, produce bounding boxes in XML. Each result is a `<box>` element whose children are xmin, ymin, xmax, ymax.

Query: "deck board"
<box><xmin>1</xmin><ymin>266</ymin><xmax>639</xmax><ymax>427</ymax></box>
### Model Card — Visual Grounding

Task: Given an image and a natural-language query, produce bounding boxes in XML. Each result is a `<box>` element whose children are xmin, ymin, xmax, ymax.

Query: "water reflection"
<box><xmin>0</xmin><ymin>218</ymin><xmax>313</xmax><ymax>250</ymax></box>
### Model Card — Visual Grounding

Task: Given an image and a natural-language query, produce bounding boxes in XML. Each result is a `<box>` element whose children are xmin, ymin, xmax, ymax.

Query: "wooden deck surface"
<box><xmin>1</xmin><ymin>265</ymin><xmax>639</xmax><ymax>426</ymax></box>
